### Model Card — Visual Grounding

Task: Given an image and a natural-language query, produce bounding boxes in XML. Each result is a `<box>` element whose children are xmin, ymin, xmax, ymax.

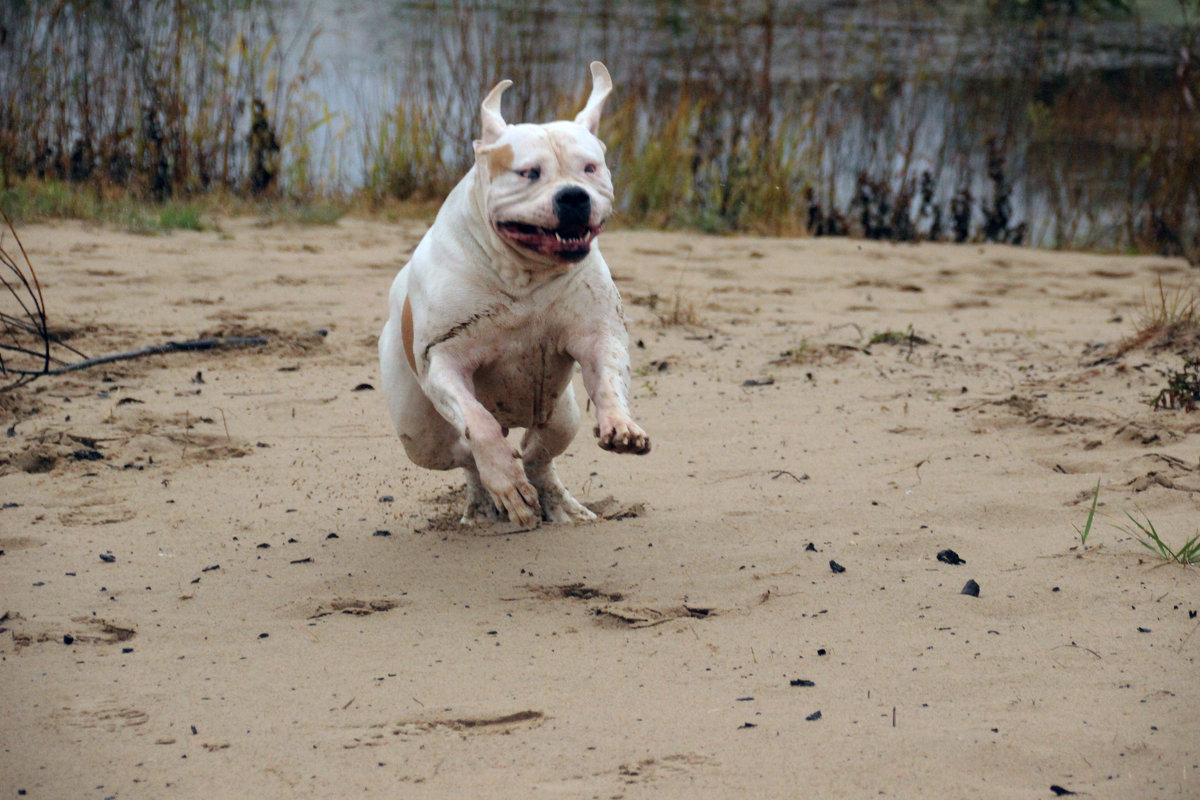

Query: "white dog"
<box><xmin>378</xmin><ymin>62</ymin><xmax>649</xmax><ymax>528</ymax></box>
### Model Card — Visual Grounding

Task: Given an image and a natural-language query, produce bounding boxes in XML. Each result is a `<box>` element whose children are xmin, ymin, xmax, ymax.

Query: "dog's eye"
<box><xmin>584</xmin><ymin>163</ymin><xmax>598</xmax><ymax>175</ymax></box>
<box><xmin>517</xmin><ymin>167</ymin><xmax>541</xmax><ymax>181</ymax></box>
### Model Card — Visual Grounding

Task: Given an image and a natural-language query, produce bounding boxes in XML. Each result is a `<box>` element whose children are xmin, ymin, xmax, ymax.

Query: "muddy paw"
<box><xmin>460</xmin><ymin>470</ymin><xmax>501</xmax><ymax>525</ymax></box>
<box><xmin>476</xmin><ymin>447</ymin><xmax>542</xmax><ymax>527</ymax></box>
<box><xmin>540</xmin><ymin>489</ymin><xmax>598</xmax><ymax>524</ymax></box>
<box><xmin>487</xmin><ymin>480</ymin><xmax>541</xmax><ymax>528</ymax></box>
<box><xmin>460</xmin><ymin>496</ymin><xmax>501</xmax><ymax>526</ymax></box>
<box><xmin>594</xmin><ymin>419</ymin><xmax>651</xmax><ymax>455</ymax></box>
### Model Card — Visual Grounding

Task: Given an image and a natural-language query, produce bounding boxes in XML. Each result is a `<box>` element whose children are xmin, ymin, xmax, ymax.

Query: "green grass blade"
<box><xmin>1073</xmin><ymin>479</ymin><xmax>1101</xmax><ymax>546</ymax></box>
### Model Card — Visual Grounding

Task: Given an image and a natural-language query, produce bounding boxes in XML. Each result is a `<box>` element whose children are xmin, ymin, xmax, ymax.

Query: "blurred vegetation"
<box><xmin>0</xmin><ymin>0</ymin><xmax>1197</xmax><ymax>259</ymax></box>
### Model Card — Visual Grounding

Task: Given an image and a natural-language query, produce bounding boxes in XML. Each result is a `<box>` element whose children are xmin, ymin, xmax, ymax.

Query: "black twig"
<box><xmin>4</xmin><ymin>336</ymin><xmax>269</xmax><ymax>377</ymax></box>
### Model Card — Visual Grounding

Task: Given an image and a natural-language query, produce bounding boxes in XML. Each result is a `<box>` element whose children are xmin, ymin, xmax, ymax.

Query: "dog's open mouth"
<box><xmin>497</xmin><ymin>221</ymin><xmax>602</xmax><ymax>262</ymax></box>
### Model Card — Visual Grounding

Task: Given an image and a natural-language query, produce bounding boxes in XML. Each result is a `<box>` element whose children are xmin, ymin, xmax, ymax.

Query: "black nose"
<box><xmin>553</xmin><ymin>186</ymin><xmax>591</xmax><ymax>229</ymax></box>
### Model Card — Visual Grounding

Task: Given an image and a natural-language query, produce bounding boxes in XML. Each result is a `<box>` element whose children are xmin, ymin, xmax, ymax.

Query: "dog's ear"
<box><xmin>573</xmin><ymin>61</ymin><xmax>612</xmax><ymax>135</ymax></box>
<box><xmin>480</xmin><ymin>79</ymin><xmax>512</xmax><ymax>145</ymax></box>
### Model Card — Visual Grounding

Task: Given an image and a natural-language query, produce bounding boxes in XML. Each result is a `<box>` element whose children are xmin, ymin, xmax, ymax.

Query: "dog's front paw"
<box><xmin>477</xmin><ymin>447</ymin><xmax>542</xmax><ymax>527</ymax></box>
<box><xmin>489</xmin><ymin>479</ymin><xmax>541</xmax><ymax>528</ymax></box>
<box><xmin>594</xmin><ymin>418</ymin><xmax>650</xmax><ymax>455</ymax></box>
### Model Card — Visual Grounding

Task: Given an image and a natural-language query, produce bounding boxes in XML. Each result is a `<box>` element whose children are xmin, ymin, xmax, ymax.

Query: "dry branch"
<box><xmin>16</xmin><ymin>336</ymin><xmax>269</xmax><ymax>376</ymax></box>
<box><xmin>1</xmin><ymin>212</ymin><xmax>268</xmax><ymax>388</ymax></box>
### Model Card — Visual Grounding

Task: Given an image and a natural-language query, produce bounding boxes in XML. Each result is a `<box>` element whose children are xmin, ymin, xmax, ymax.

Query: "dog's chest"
<box><xmin>470</xmin><ymin>325</ymin><xmax>576</xmax><ymax>428</ymax></box>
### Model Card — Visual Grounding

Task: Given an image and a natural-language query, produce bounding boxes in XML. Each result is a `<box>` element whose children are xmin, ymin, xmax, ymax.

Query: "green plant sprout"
<box><xmin>1073</xmin><ymin>478</ymin><xmax>1101</xmax><ymax>547</ymax></box>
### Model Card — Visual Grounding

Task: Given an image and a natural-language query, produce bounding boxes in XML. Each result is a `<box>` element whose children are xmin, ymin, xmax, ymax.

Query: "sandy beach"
<box><xmin>2</xmin><ymin>217</ymin><xmax>1198</xmax><ymax>798</ymax></box>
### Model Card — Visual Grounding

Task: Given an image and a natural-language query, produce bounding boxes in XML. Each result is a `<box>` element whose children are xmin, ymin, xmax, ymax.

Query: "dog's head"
<box><xmin>473</xmin><ymin>62</ymin><xmax>614</xmax><ymax>265</ymax></box>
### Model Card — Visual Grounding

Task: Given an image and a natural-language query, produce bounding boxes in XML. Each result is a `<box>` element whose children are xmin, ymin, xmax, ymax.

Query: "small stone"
<box><xmin>936</xmin><ymin>549</ymin><xmax>965</xmax><ymax>565</ymax></box>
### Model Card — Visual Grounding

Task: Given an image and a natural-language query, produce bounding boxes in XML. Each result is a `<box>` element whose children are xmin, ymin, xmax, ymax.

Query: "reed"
<box><xmin>0</xmin><ymin>0</ymin><xmax>1195</xmax><ymax>260</ymax></box>
<box><xmin>0</xmin><ymin>0</ymin><xmax>324</xmax><ymax>201</ymax></box>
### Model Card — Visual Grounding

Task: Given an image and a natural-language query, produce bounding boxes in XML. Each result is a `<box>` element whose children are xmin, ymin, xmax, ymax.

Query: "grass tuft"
<box><xmin>157</xmin><ymin>203</ymin><xmax>206</xmax><ymax>232</ymax></box>
<box><xmin>1118</xmin><ymin>509</ymin><xmax>1200</xmax><ymax>565</ymax></box>
<box><xmin>1151</xmin><ymin>357</ymin><xmax>1200</xmax><ymax>410</ymax></box>
<box><xmin>1136</xmin><ymin>278</ymin><xmax>1199</xmax><ymax>335</ymax></box>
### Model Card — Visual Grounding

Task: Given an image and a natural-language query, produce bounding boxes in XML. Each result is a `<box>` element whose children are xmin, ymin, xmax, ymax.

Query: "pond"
<box><xmin>2</xmin><ymin>0</ymin><xmax>1196</xmax><ymax>254</ymax></box>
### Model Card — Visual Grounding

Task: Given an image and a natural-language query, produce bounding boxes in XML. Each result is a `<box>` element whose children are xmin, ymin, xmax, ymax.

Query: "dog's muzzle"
<box><xmin>498</xmin><ymin>186</ymin><xmax>602</xmax><ymax>263</ymax></box>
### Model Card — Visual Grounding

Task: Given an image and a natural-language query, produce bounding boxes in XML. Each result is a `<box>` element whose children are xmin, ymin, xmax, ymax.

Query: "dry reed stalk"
<box><xmin>0</xmin><ymin>210</ymin><xmax>52</xmax><ymax>390</ymax></box>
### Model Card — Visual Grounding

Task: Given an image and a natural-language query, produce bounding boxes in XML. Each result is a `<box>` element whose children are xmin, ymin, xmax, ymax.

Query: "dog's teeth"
<box><xmin>555</xmin><ymin>232</ymin><xmax>564</xmax><ymax>243</ymax></box>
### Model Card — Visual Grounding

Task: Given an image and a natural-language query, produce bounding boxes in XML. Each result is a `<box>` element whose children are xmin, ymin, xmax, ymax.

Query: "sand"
<box><xmin>1</xmin><ymin>217</ymin><xmax>1198</xmax><ymax>799</ymax></box>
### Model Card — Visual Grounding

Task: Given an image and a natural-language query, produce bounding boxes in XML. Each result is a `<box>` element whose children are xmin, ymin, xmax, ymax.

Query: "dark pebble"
<box><xmin>1049</xmin><ymin>786</ymin><xmax>1076</xmax><ymax>796</ymax></box>
<box><xmin>816</xmin><ymin>648</ymin><xmax>827</xmax><ymax>656</ymax></box>
<box><xmin>353</xmin><ymin>383</ymin><xmax>375</xmax><ymax>391</ymax></box>
<box><xmin>789</xmin><ymin>679</ymin><xmax>815</xmax><ymax>687</ymax></box>
<box><xmin>804</xmin><ymin>542</ymin><xmax>817</xmax><ymax>552</ymax></box>
<box><xmin>737</xmin><ymin>722</ymin><xmax>757</xmax><ymax>729</ymax></box>
<box><xmin>373</xmin><ymin>530</ymin><xmax>392</xmax><ymax>537</ymax></box>
<box><xmin>258</xmin><ymin>633</ymin><xmax>269</xmax><ymax>639</ymax></box>
<box><xmin>290</xmin><ymin>557</ymin><xmax>313</xmax><ymax>564</ymax></box>
<box><xmin>379</xmin><ymin>495</ymin><xmax>394</xmax><ymax>503</ymax></box>
<box><xmin>99</xmin><ymin>553</ymin><xmax>116</xmax><ymax>563</ymax></box>
<box><xmin>72</xmin><ymin>448</ymin><xmax>104</xmax><ymax>461</ymax></box>
<box><xmin>937</xmin><ymin>549</ymin><xmax>965</xmax><ymax>565</ymax></box>
<box><xmin>122</xmin><ymin>647</ymin><xmax>133</xmax><ymax>653</ymax></box>
<box><xmin>805</xmin><ymin>710</ymin><xmax>822</xmax><ymax>721</ymax></box>
<box><xmin>829</xmin><ymin>560</ymin><xmax>846</xmax><ymax>574</ymax></box>
<box><xmin>63</xmin><ymin>634</ymin><xmax>74</xmax><ymax>645</ymax></box>
<box><xmin>326</xmin><ymin>533</ymin><xmax>339</xmax><ymax>540</ymax></box>
<box><xmin>1137</xmin><ymin>627</ymin><xmax>1151</xmax><ymax>633</ymax></box>
<box><xmin>961</xmin><ymin>579</ymin><xmax>980</xmax><ymax>597</ymax></box>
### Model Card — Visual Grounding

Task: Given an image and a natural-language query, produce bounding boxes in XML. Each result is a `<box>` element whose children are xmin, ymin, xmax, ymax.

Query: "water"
<box><xmin>2</xmin><ymin>0</ymin><xmax>1194</xmax><ymax>252</ymax></box>
<box><xmin>281</xmin><ymin>0</ymin><xmax>1193</xmax><ymax>250</ymax></box>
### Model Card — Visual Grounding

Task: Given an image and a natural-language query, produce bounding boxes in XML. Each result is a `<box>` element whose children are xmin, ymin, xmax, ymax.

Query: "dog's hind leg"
<box><xmin>460</xmin><ymin>465</ymin><xmax>502</xmax><ymax>525</ymax></box>
<box><xmin>521</xmin><ymin>385</ymin><xmax>596</xmax><ymax>523</ymax></box>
